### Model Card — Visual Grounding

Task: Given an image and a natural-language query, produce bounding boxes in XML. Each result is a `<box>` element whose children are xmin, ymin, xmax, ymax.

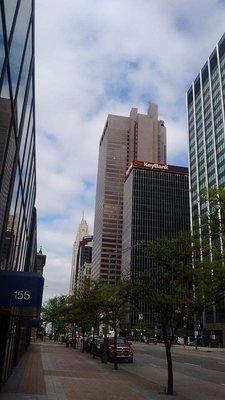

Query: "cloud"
<box><xmin>35</xmin><ymin>0</ymin><xmax>225</xmax><ymax>297</ymax></box>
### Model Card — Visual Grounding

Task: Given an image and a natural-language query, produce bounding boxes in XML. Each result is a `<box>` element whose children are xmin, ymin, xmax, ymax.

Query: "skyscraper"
<box><xmin>92</xmin><ymin>104</ymin><xmax>166</xmax><ymax>282</ymax></box>
<box><xmin>69</xmin><ymin>217</ymin><xmax>89</xmax><ymax>294</ymax></box>
<box><xmin>187</xmin><ymin>33</ymin><xmax>225</xmax><ymax>345</ymax></box>
<box><xmin>122</xmin><ymin>160</ymin><xmax>190</xmax><ymax>325</ymax></box>
<box><xmin>0</xmin><ymin>0</ymin><xmax>38</xmax><ymax>384</ymax></box>
<box><xmin>76</xmin><ymin>235</ymin><xmax>93</xmax><ymax>294</ymax></box>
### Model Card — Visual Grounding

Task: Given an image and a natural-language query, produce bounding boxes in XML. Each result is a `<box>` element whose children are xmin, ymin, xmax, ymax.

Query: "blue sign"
<box><xmin>0</xmin><ymin>270</ymin><xmax>44</xmax><ymax>308</ymax></box>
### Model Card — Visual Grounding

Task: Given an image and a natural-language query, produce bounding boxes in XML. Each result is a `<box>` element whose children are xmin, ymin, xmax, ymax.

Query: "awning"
<box><xmin>0</xmin><ymin>270</ymin><xmax>44</xmax><ymax>308</ymax></box>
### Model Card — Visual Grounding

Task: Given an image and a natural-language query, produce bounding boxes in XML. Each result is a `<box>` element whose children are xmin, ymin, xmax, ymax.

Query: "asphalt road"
<box><xmin>120</xmin><ymin>342</ymin><xmax>225</xmax><ymax>399</ymax></box>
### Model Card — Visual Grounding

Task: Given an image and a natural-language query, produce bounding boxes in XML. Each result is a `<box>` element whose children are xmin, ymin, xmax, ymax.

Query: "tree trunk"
<box><xmin>73</xmin><ymin>324</ymin><xmax>77</xmax><ymax>349</ymax></box>
<box><xmin>163</xmin><ymin>327</ymin><xmax>173</xmax><ymax>395</ymax></box>
<box><xmin>92</xmin><ymin>327</ymin><xmax>96</xmax><ymax>359</ymax></box>
<box><xmin>82</xmin><ymin>330</ymin><xmax>85</xmax><ymax>353</ymax></box>
<box><xmin>101</xmin><ymin>325</ymin><xmax>108</xmax><ymax>363</ymax></box>
<box><xmin>113</xmin><ymin>327</ymin><xmax>118</xmax><ymax>370</ymax></box>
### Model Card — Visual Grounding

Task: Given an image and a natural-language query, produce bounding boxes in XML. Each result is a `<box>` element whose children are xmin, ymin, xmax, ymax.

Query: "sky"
<box><xmin>35</xmin><ymin>0</ymin><xmax>225</xmax><ymax>299</ymax></box>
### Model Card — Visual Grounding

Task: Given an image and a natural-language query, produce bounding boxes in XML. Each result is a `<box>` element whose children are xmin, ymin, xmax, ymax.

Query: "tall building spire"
<box><xmin>69</xmin><ymin>217</ymin><xmax>89</xmax><ymax>294</ymax></box>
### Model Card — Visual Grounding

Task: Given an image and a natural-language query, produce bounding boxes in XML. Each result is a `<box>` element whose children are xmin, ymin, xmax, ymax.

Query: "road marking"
<box><xmin>184</xmin><ymin>363</ymin><xmax>199</xmax><ymax>367</ymax></box>
<box><xmin>149</xmin><ymin>363</ymin><xmax>158</xmax><ymax>368</ymax></box>
<box><xmin>218</xmin><ymin>362</ymin><xmax>225</xmax><ymax>365</ymax></box>
<box><xmin>221</xmin><ymin>383</ymin><xmax>225</xmax><ymax>386</ymax></box>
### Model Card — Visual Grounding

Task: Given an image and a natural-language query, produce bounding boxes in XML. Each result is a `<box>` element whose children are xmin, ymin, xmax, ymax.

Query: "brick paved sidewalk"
<box><xmin>0</xmin><ymin>341</ymin><xmax>187</xmax><ymax>400</ymax></box>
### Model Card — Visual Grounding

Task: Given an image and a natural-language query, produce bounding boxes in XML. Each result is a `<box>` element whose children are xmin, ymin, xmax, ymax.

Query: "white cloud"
<box><xmin>35</xmin><ymin>0</ymin><xmax>225</xmax><ymax>295</ymax></box>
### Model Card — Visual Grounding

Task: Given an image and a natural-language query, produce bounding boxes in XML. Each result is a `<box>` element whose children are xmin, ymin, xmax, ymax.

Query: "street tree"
<box><xmin>98</xmin><ymin>280</ymin><xmax>130</xmax><ymax>370</ymax></box>
<box><xmin>68</xmin><ymin>293</ymin><xmax>94</xmax><ymax>352</ymax></box>
<box><xmin>42</xmin><ymin>295</ymin><xmax>69</xmax><ymax>338</ymax></box>
<box><xmin>83</xmin><ymin>284</ymin><xmax>102</xmax><ymax>358</ymax></box>
<box><xmin>131</xmin><ymin>233</ymin><xmax>225</xmax><ymax>395</ymax></box>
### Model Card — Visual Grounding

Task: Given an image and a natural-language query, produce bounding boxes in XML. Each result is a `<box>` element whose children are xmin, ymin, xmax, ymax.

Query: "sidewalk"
<box><xmin>0</xmin><ymin>341</ymin><xmax>188</xmax><ymax>400</ymax></box>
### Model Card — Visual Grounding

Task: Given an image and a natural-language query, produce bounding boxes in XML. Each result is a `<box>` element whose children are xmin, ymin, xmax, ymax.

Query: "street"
<box><xmin>120</xmin><ymin>342</ymin><xmax>225</xmax><ymax>400</ymax></box>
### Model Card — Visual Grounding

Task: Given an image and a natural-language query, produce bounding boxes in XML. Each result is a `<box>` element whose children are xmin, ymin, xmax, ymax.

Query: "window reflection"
<box><xmin>8</xmin><ymin>167</ymin><xmax>20</xmax><ymax>219</ymax></box>
<box><xmin>0</xmin><ymin>97</ymin><xmax>11</xmax><ymax>175</ymax></box>
<box><xmin>9</xmin><ymin>0</ymin><xmax>31</xmax><ymax>96</ymax></box>
<box><xmin>21</xmin><ymin>130</ymin><xmax>34</xmax><ymax>188</ymax></box>
<box><xmin>18</xmin><ymin>78</ymin><xmax>32</xmax><ymax>140</ymax></box>
<box><xmin>16</xmin><ymin>26</ymin><xmax>32</xmax><ymax>125</ymax></box>
<box><xmin>0</xmin><ymin>67</ymin><xmax>10</xmax><ymax>100</ymax></box>
<box><xmin>18</xmin><ymin>229</ymin><xmax>28</xmax><ymax>271</ymax></box>
<box><xmin>3</xmin><ymin>0</ymin><xmax>18</xmax><ymax>40</ymax></box>
<box><xmin>0</xmin><ymin>91</ymin><xmax>15</xmax><ymax>241</ymax></box>
<box><xmin>11</xmin><ymin>189</ymin><xmax>23</xmax><ymax>270</ymax></box>
<box><xmin>20</xmin><ymin>106</ymin><xmax>33</xmax><ymax>177</ymax></box>
<box><xmin>0</xmin><ymin>11</ymin><xmax>5</xmax><ymax>76</ymax></box>
<box><xmin>3</xmin><ymin>168</ymin><xmax>20</xmax><ymax>270</ymax></box>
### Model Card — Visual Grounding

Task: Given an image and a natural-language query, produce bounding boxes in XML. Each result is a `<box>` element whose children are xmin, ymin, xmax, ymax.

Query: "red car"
<box><xmin>107</xmin><ymin>337</ymin><xmax>133</xmax><ymax>363</ymax></box>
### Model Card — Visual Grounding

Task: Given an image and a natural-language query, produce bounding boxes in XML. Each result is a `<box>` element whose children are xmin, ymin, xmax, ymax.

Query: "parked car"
<box><xmin>95</xmin><ymin>338</ymin><xmax>104</xmax><ymax>356</ymax></box>
<box><xmin>107</xmin><ymin>337</ymin><xmax>134</xmax><ymax>363</ymax></box>
<box><xmin>84</xmin><ymin>335</ymin><xmax>99</xmax><ymax>352</ymax></box>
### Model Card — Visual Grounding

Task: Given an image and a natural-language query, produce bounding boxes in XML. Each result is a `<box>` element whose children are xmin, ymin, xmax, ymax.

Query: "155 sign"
<box><xmin>13</xmin><ymin>290</ymin><xmax>31</xmax><ymax>301</ymax></box>
<box><xmin>0</xmin><ymin>270</ymin><xmax>44</xmax><ymax>308</ymax></box>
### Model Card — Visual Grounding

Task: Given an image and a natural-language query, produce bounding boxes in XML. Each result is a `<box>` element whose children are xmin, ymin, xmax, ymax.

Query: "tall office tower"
<box><xmin>69</xmin><ymin>217</ymin><xmax>89</xmax><ymax>294</ymax></box>
<box><xmin>76</xmin><ymin>235</ymin><xmax>93</xmax><ymax>294</ymax></box>
<box><xmin>92</xmin><ymin>104</ymin><xmax>166</xmax><ymax>282</ymax></box>
<box><xmin>122</xmin><ymin>161</ymin><xmax>190</xmax><ymax>325</ymax></box>
<box><xmin>187</xmin><ymin>33</ymin><xmax>225</xmax><ymax>345</ymax></box>
<box><xmin>0</xmin><ymin>0</ymin><xmax>38</xmax><ymax>384</ymax></box>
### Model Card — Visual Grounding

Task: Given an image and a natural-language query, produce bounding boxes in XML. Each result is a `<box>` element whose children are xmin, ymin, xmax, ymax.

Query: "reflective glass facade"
<box><xmin>122</xmin><ymin>163</ymin><xmax>190</xmax><ymax>325</ymax></box>
<box><xmin>187</xmin><ymin>33</ymin><xmax>225</xmax><ymax>339</ymax></box>
<box><xmin>0</xmin><ymin>0</ymin><xmax>35</xmax><ymax>272</ymax></box>
<box><xmin>0</xmin><ymin>0</ymin><xmax>36</xmax><ymax>385</ymax></box>
<box><xmin>187</xmin><ymin>34</ymin><xmax>225</xmax><ymax>224</ymax></box>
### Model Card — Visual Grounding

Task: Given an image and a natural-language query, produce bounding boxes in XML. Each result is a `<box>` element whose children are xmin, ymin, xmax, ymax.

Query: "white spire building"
<box><xmin>69</xmin><ymin>217</ymin><xmax>88</xmax><ymax>294</ymax></box>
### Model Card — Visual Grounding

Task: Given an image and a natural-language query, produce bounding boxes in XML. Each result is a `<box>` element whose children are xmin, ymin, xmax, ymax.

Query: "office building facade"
<box><xmin>122</xmin><ymin>161</ymin><xmax>190</xmax><ymax>325</ymax></box>
<box><xmin>92</xmin><ymin>105</ymin><xmax>166</xmax><ymax>282</ymax></box>
<box><xmin>76</xmin><ymin>235</ymin><xmax>93</xmax><ymax>294</ymax></box>
<box><xmin>0</xmin><ymin>0</ymin><xmax>37</xmax><ymax>385</ymax></box>
<box><xmin>69</xmin><ymin>217</ymin><xmax>89</xmax><ymax>294</ymax></box>
<box><xmin>187</xmin><ymin>33</ymin><xmax>225</xmax><ymax>344</ymax></box>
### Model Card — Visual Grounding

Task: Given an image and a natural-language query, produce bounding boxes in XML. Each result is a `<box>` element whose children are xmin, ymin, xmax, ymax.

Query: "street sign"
<box><xmin>138</xmin><ymin>313</ymin><xmax>143</xmax><ymax>321</ymax></box>
<box><xmin>0</xmin><ymin>270</ymin><xmax>44</xmax><ymax>308</ymax></box>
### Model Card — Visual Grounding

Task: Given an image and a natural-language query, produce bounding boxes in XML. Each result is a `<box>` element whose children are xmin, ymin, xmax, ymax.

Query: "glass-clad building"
<box><xmin>187</xmin><ymin>33</ymin><xmax>225</xmax><ymax>345</ymax></box>
<box><xmin>0</xmin><ymin>0</ymin><xmax>37</xmax><ymax>385</ymax></box>
<box><xmin>122</xmin><ymin>161</ymin><xmax>190</xmax><ymax>325</ymax></box>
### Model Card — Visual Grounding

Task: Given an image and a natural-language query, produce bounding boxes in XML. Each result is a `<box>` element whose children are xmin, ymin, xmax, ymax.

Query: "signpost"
<box><xmin>0</xmin><ymin>270</ymin><xmax>44</xmax><ymax>309</ymax></box>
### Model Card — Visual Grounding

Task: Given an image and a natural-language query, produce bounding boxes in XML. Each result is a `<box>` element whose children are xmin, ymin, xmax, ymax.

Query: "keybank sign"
<box><xmin>125</xmin><ymin>160</ymin><xmax>170</xmax><ymax>179</ymax></box>
<box><xmin>143</xmin><ymin>162</ymin><xmax>169</xmax><ymax>170</ymax></box>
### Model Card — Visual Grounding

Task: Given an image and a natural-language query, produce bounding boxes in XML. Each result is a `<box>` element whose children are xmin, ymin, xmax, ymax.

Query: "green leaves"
<box><xmin>42</xmin><ymin>295</ymin><xmax>70</xmax><ymax>334</ymax></box>
<box><xmin>131</xmin><ymin>229</ymin><xmax>225</xmax><ymax>340</ymax></box>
